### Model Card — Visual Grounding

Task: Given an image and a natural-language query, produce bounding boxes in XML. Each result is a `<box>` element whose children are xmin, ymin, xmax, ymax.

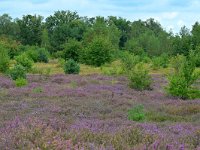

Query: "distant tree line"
<box><xmin>1</xmin><ymin>10</ymin><xmax>200</xmax><ymax>59</ymax></box>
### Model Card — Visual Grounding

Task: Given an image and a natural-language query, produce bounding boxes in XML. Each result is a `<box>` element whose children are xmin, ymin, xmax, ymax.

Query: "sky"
<box><xmin>0</xmin><ymin>0</ymin><xmax>200</xmax><ymax>33</ymax></box>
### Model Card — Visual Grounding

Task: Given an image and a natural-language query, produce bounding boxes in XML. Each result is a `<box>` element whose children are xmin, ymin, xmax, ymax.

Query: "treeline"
<box><xmin>1</xmin><ymin>10</ymin><xmax>200</xmax><ymax>59</ymax></box>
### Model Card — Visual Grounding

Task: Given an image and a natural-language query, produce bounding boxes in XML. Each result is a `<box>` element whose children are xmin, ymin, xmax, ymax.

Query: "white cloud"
<box><xmin>161</xmin><ymin>12</ymin><xmax>179</xmax><ymax>19</ymax></box>
<box><xmin>177</xmin><ymin>20</ymin><xmax>185</xmax><ymax>28</ymax></box>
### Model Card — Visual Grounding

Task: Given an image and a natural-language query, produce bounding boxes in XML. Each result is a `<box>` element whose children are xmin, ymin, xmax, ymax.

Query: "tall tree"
<box><xmin>45</xmin><ymin>10</ymin><xmax>86</xmax><ymax>53</ymax></box>
<box><xmin>0</xmin><ymin>14</ymin><xmax>19</xmax><ymax>38</ymax></box>
<box><xmin>17</xmin><ymin>15</ymin><xmax>43</xmax><ymax>45</ymax></box>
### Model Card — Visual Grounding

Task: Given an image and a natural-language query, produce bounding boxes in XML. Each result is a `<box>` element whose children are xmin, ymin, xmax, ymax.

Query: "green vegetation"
<box><xmin>0</xmin><ymin>44</ymin><xmax>10</xmax><ymax>73</ymax></box>
<box><xmin>128</xmin><ymin>63</ymin><xmax>152</xmax><ymax>90</ymax></box>
<box><xmin>166</xmin><ymin>51</ymin><xmax>200</xmax><ymax>99</ymax></box>
<box><xmin>128</xmin><ymin>104</ymin><xmax>145</xmax><ymax>121</ymax></box>
<box><xmin>14</xmin><ymin>78</ymin><xmax>28</xmax><ymax>87</ymax></box>
<box><xmin>9</xmin><ymin>64</ymin><xmax>26</xmax><ymax>80</ymax></box>
<box><xmin>0</xmin><ymin>11</ymin><xmax>199</xmax><ymax>99</ymax></box>
<box><xmin>15</xmin><ymin>53</ymin><xmax>33</xmax><ymax>71</ymax></box>
<box><xmin>64</xmin><ymin>59</ymin><xmax>80</xmax><ymax>74</ymax></box>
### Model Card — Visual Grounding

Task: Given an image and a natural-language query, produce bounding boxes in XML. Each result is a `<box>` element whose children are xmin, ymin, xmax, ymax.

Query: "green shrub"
<box><xmin>101</xmin><ymin>60</ymin><xmax>123</xmax><ymax>76</ymax></box>
<box><xmin>32</xmin><ymin>87</ymin><xmax>43</xmax><ymax>93</ymax></box>
<box><xmin>128</xmin><ymin>63</ymin><xmax>152</xmax><ymax>90</ymax></box>
<box><xmin>151</xmin><ymin>54</ymin><xmax>169</xmax><ymax>70</ymax></box>
<box><xmin>0</xmin><ymin>45</ymin><xmax>10</xmax><ymax>73</ymax></box>
<box><xmin>25</xmin><ymin>46</ymin><xmax>39</xmax><ymax>62</ymax></box>
<box><xmin>9</xmin><ymin>64</ymin><xmax>26</xmax><ymax>80</ymax></box>
<box><xmin>194</xmin><ymin>46</ymin><xmax>200</xmax><ymax>67</ymax></box>
<box><xmin>37</xmin><ymin>48</ymin><xmax>49</xmax><ymax>63</ymax></box>
<box><xmin>25</xmin><ymin>46</ymin><xmax>49</xmax><ymax>63</ymax></box>
<box><xmin>121</xmin><ymin>52</ymin><xmax>140</xmax><ymax>73</ymax></box>
<box><xmin>128</xmin><ymin>104</ymin><xmax>145</xmax><ymax>121</ymax></box>
<box><xmin>169</xmin><ymin>54</ymin><xmax>186</xmax><ymax>73</ymax></box>
<box><xmin>64</xmin><ymin>59</ymin><xmax>80</xmax><ymax>74</ymax></box>
<box><xmin>14</xmin><ymin>78</ymin><xmax>28</xmax><ymax>87</ymax></box>
<box><xmin>63</xmin><ymin>39</ymin><xmax>82</xmax><ymax>62</ymax></box>
<box><xmin>166</xmin><ymin>52</ymin><xmax>200</xmax><ymax>99</ymax></box>
<box><xmin>82</xmin><ymin>37</ymin><xmax>113</xmax><ymax>67</ymax></box>
<box><xmin>166</xmin><ymin>75</ymin><xmax>189</xmax><ymax>99</ymax></box>
<box><xmin>15</xmin><ymin>53</ymin><xmax>33</xmax><ymax>71</ymax></box>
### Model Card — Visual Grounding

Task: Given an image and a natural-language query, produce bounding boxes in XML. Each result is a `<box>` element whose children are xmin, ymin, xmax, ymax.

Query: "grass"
<box><xmin>31</xmin><ymin>59</ymin><xmax>177</xmax><ymax>76</ymax></box>
<box><xmin>32</xmin><ymin>59</ymin><xmax>102</xmax><ymax>75</ymax></box>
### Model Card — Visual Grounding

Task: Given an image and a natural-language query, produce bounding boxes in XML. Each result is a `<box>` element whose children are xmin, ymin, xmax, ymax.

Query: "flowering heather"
<box><xmin>0</xmin><ymin>75</ymin><xmax>14</xmax><ymax>88</ymax></box>
<box><xmin>0</xmin><ymin>74</ymin><xmax>199</xmax><ymax>149</ymax></box>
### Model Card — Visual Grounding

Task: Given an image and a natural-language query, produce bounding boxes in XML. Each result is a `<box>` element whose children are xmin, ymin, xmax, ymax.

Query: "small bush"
<box><xmin>194</xmin><ymin>46</ymin><xmax>200</xmax><ymax>67</ymax></box>
<box><xmin>64</xmin><ymin>59</ymin><xmax>80</xmax><ymax>74</ymax></box>
<box><xmin>25</xmin><ymin>46</ymin><xmax>49</xmax><ymax>63</ymax></box>
<box><xmin>166</xmin><ymin>52</ymin><xmax>200</xmax><ymax>99</ymax></box>
<box><xmin>169</xmin><ymin>54</ymin><xmax>186</xmax><ymax>73</ymax></box>
<box><xmin>128</xmin><ymin>63</ymin><xmax>152</xmax><ymax>90</ymax></box>
<box><xmin>15</xmin><ymin>53</ymin><xmax>33</xmax><ymax>71</ymax></box>
<box><xmin>121</xmin><ymin>52</ymin><xmax>140</xmax><ymax>73</ymax></box>
<box><xmin>0</xmin><ymin>45</ymin><xmax>10</xmax><ymax>73</ymax></box>
<box><xmin>9</xmin><ymin>64</ymin><xmax>26</xmax><ymax>80</ymax></box>
<box><xmin>101</xmin><ymin>60</ymin><xmax>123</xmax><ymax>76</ymax></box>
<box><xmin>14</xmin><ymin>78</ymin><xmax>28</xmax><ymax>87</ymax></box>
<box><xmin>37</xmin><ymin>48</ymin><xmax>49</xmax><ymax>63</ymax></box>
<box><xmin>63</xmin><ymin>39</ymin><xmax>82</xmax><ymax>62</ymax></box>
<box><xmin>151</xmin><ymin>54</ymin><xmax>169</xmax><ymax>70</ymax></box>
<box><xmin>81</xmin><ymin>37</ymin><xmax>113</xmax><ymax>67</ymax></box>
<box><xmin>32</xmin><ymin>87</ymin><xmax>43</xmax><ymax>93</ymax></box>
<box><xmin>128</xmin><ymin>104</ymin><xmax>145</xmax><ymax>121</ymax></box>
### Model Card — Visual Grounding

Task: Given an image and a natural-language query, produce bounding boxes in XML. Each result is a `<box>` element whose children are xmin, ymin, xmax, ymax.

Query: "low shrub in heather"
<box><xmin>9</xmin><ymin>64</ymin><xmax>26</xmax><ymax>80</ymax></box>
<box><xmin>14</xmin><ymin>78</ymin><xmax>28</xmax><ymax>87</ymax></box>
<box><xmin>15</xmin><ymin>53</ymin><xmax>33</xmax><ymax>71</ymax></box>
<box><xmin>166</xmin><ymin>52</ymin><xmax>200</xmax><ymax>99</ymax></box>
<box><xmin>151</xmin><ymin>53</ymin><xmax>169</xmax><ymax>70</ymax></box>
<box><xmin>37</xmin><ymin>48</ymin><xmax>49</xmax><ymax>63</ymax></box>
<box><xmin>64</xmin><ymin>59</ymin><xmax>80</xmax><ymax>74</ymax></box>
<box><xmin>128</xmin><ymin>63</ymin><xmax>152</xmax><ymax>90</ymax></box>
<box><xmin>121</xmin><ymin>52</ymin><xmax>140</xmax><ymax>73</ymax></box>
<box><xmin>128</xmin><ymin>104</ymin><xmax>145</xmax><ymax>121</ymax></box>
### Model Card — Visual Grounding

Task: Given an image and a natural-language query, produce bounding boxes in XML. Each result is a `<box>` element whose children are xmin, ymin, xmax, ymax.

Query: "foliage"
<box><xmin>82</xmin><ymin>37</ymin><xmax>113</xmax><ymax>67</ymax></box>
<box><xmin>0</xmin><ymin>37</ymin><xmax>21</xmax><ymax>59</ymax></box>
<box><xmin>101</xmin><ymin>60</ymin><xmax>123</xmax><ymax>76</ymax></box>
<box><xmin>128</xmin><ymin>104</ymin><xmax>145</xmax><ymax>121</ymax></box>
<box><xmin>15</xmin><ymin>53</ymin><xmax>33</xmax><ymax>71</ymax></box>
<box><xmin>9</xmin><ymin>64</ymin><xmax>26</xmax><ymax>80</ymax></box>
<box><xmin>25</xmin><ymin>46</ymin><xmax>49</xmax><ymax>63</ymax></box>
<box><xmin>32</xmin><ymin>87</ymin><xmax>43</xmax><ymax>93</ymax></box>
<box><xmin>151</xmin><ymin>53</ymin><xmax>169</xmax><ymax>70</ymax></box>
<box><xmin>169</xmin><ymin>54</ymin><xmax>186</xmax><ymax>73</ymax></box>
<box><xmin>128</xmin><ymin>63</ymin><xmax>152</xmax><ymax>90</ymax></box>
<box><xmin>193</xmin><ymin>46</ymin><xmax>200</xmax><ymax>67</ymax></box>
<box><xmin>17</xmin><ymin>14</ymin><xmax>43</xmax><ymax>45</ymax></box>
<box><xmin>64</xmin><ymin>59</ymin><xmax>80</xmax><ymax>74</ymax></box>
<box><xmin>37</xmin><ymin>48</ymin><xmax>49</xmax><ymax>63</ymax></box>
<box><xmin>166</xmin><ymin>52</ymin><xmax>200</xmax><ymax>99</ymax></box>
<box><xmin>14</xmin><ymin>78</ymin><xmax>28</xmax><ymax>87</ymax></box>
<box><xmin>0</xmin><ymin>44</ymin><xmax>10</xmax><ymax>73</ymax></box>
<box><xmin>121</xmin><ymin>52</ymin><xmax>140</xmax><ymax>73</ymax></box>
<box><xmin>63</xmin><ymin>38</ymin><xmax>82</xmax><ymax>61</ymax></box>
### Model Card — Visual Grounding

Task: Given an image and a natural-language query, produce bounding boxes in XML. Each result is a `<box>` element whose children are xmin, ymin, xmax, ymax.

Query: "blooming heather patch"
<box><xmin>0</xmin><ymin>75</ymin><xmax>14</xmax><ymax>88</ymax></box>
<box><xmin>0</xmin><ymin>74</ymin><xmax>200</xmax><ymax>149</ymax></box>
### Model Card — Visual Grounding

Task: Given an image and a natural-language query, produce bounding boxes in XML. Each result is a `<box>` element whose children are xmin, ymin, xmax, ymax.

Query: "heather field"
<box><xmin>0</xmin><ymin>71</ymin><xmax>200</xmax><ymax>150</ymax></box>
